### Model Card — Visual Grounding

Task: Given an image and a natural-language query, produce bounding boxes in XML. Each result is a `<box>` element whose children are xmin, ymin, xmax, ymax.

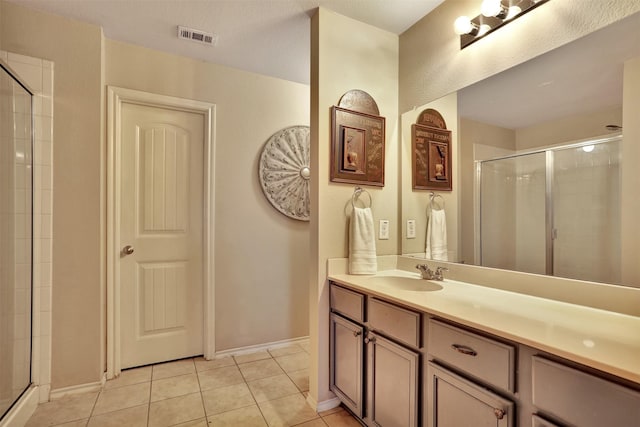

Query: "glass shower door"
<box><xmin>552</xmin><ymin>140</ymin><xmax>621</xmax><ymax>283</ymax></box>
<box><xmin>479</xmin><ymin>152</ymin><xmax>546</xmax><ymax>274</ymax></box>
<box><xmin>0</xmin><ymin>64</ymin><xmax>33</xmax><ymax>419</ymax></box>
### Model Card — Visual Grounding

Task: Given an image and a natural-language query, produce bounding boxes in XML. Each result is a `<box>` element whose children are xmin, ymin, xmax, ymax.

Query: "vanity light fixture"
<box><xmin>455</xmin><ymin>0</ymin><xmax>549</xmax><ymax>49</ymax></box>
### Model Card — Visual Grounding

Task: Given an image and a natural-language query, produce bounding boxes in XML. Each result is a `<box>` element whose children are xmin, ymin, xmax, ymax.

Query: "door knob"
<box><xmin>122</xmin><ymin>245</ymin><xmax>135</xmax><ymax>255</ymax></box>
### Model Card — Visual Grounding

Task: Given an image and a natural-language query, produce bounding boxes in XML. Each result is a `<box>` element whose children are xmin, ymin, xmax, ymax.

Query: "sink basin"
<box><xmin>366</xmin><ymin>276</ymin><xmax>443</xmax><ymax>292</ymax></box>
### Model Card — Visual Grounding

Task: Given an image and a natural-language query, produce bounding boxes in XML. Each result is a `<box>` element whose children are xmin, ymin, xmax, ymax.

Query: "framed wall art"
<box><xmin>412</xmin><ymin>108</ymin><xmax>452</xmax><ymax>191</ymax></box>
<box><xmin>330</xmin><ymin>104</ymin><xmax>385</xmax><ymax>187</ymax></box>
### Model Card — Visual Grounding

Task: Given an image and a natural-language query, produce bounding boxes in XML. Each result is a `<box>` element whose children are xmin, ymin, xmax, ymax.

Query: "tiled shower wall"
<box><xmin>0</xmin><ymin>51</ymin><xmax>54</xmax><ymax>403</ymax></box>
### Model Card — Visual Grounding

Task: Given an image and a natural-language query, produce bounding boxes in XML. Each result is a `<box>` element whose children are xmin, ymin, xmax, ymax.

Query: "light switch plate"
<box><xmin>379</xmin><ymin>220</ymin><xmax>390</xmax><ymax>240</ymax></box>
<box><xmin>407</xmin><ymin>219</ymin><xmax>416</xmax><ymax>239</ymax></box>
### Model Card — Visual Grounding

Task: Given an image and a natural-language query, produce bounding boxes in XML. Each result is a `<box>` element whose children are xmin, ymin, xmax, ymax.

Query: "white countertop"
<box><xmin>329</xmin><ymin>269</ymin><xmax>640</xmax><ymax>384</ymax></box>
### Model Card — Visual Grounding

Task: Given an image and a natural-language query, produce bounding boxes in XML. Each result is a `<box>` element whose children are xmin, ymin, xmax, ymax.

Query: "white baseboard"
<box><xmin>38</xmin><ymin>384</ymin><xmax>50</xmax><ymax>403</ymax></box>
<box><xmin>49</xmin><ymin>373</ymin><xmax>106</xmax><ymax>400</ymax></box>
<box><xmin>214</xmin><ymin>336</ymin><xmax>310</xmax><ymax>359</ymax></box>
<box><xmin>0</xmin><ymin>385</ymin><xmax>39</xmax><ymax>427</ymax></box>
<box><xmin>306</xmin><ymin>393</ymin><xmax>341</xmax><ymax>413</ymax></box>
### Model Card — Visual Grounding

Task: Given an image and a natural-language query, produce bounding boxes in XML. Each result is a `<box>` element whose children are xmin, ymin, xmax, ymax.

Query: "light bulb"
<box><xmin>454</xmin><ymin>16</ymin><xmax>475</xmax><ymax>35</ymax></box>
<box><xmin>477</xmin><ymin>24</ymin><xmax>491</xmax><ymax>36</ymax></box>
<box><xmin>582</xmin><ymin>145</ymin><xmax>595</xmax><ymax>153</ymax></box>
<box><xmin>505</xmin><ymin>5</ymin><xmax>522</xmax><ymax>19</ymax></box>
<box><xmin>481</xmin><ymin>0</ymin><xmax>504</xmax><ymax>17</ymax></box>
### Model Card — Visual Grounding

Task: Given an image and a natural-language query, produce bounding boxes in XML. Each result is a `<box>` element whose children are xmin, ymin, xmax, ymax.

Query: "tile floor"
<box><xmin>25</xmin><ymin>341</ymin><xmax>361</xmax><ymax>427</ymax></box>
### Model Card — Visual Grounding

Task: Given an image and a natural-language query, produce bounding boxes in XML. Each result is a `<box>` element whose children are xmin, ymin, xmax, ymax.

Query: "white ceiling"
<box><xmin>10</xmin><ymin>0</ymin><xmax>445</xmax><ymax>84</ymax></box>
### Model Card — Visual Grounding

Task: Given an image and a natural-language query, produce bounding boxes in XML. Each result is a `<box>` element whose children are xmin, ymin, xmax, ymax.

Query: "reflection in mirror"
<box><xmin>477</xmin><ymin>135</ymin><xmax>621</xmax><ymax>284</ymax></box>
<box><xmin>402</xmin><ymin>11</ymin><xmax>640</xmax><ymax>287</ymax></box>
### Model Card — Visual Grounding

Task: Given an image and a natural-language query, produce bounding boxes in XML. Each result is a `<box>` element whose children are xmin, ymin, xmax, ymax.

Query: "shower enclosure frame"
<box><xmin>0</xmin><ymin>61</ymin><xmax>34</xmax><ymax>421</ymax></box>
<box><xmin>474</xmin><ymin>134</ymin><xmax>622</xmax><ymax>277</ymax></box>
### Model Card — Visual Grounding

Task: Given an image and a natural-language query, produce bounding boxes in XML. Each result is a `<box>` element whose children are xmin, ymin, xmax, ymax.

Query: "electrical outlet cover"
<box><xmin>379</xmin><ymin>220</ymin><xmax>390</xmax><ymax>240</ymax></box>
<box><xmin>407</xmin><ymin>219</ymin><xmax>416</xmax><ymax>239</ymax></box>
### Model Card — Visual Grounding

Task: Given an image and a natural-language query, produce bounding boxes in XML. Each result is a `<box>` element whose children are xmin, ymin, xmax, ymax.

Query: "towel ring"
<box><xmin>429</xmin><ymin>192</ymin><xmax>445</xmax><ymax>210</ymax></box>
<box><xmin>352</xmin><ymin>186</ymin><xmax>372</xmax><ymax>208</ymax></box>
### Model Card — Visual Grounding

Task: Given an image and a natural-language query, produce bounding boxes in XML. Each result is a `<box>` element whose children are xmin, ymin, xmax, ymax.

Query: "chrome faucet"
<box><xmin>433</xmin><ymin>266</ymin><xmax>449</xmax><ymax>281</ymax></box>
<box><xmin>416</xmin><ymin>264</ymin><xmax>434</xmax><ymax>279</ymax></box>
<box><xmin>416</xmin><ymin>264</ymin><xmax>448</xmax><ymax>281</ymax></box>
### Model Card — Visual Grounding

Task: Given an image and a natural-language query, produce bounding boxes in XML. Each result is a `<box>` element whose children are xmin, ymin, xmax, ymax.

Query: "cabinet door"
<box><xmin>427</xmin><ymin>362</ymin><xmax>514</xmax><ymax>427</ymax></box>
<box><xmin>368</xmin><ymin>332</ymin><xmax>419</xmax><ymax>427</ymax></box>
<box><xmin>330</xmin><ymin>313</ymin><xmax>364</xmax><ymax>417</ymax></box>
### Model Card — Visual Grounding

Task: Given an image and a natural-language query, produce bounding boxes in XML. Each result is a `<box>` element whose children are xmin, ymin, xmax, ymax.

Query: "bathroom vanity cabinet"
<box><xmin>330</xmin><ymin>284</ymin><xmax>421</xmax><ymax>427</ymax></box>
<box><xmin>328</xmin><ymin>280</ymin><xmax>640</xmax><ymax>427</ymax></box>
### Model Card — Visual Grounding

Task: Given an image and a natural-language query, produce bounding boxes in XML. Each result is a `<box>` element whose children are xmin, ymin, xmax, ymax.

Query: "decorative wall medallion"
<box><xmin>259</xmin><ymin>126</ymin><xmax>310</xmax><ymax>221</ymax></box>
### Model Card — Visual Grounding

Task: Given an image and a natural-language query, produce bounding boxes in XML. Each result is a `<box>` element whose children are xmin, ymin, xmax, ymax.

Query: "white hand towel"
<box><xmin>349</xmin><ymin>207</ymin><xmax>377</xmax><ymax>275</ymax></box>
<box><xmin>426</xmin><ymin>209</ymin><xmax>448</xmax><ymax>261</ymax></box>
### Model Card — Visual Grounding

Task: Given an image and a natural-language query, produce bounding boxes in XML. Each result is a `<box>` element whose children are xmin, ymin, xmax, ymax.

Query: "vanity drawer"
<box><xmin>532</xmin><ymin>356</ymin><xmax>640</xmax><ymax>427</ymax></box>
<box><xmin>368</xmin><ymin>298</ymin><xmax>421</xmax><ymax>348</ymax></box>
<box><xmin>428</xmin><ymin>319</ymin><xmax>515</xmax><ymax>391</ymax></box>
<box><xmin>330</xmin><ymin>284</ymin><xmax>365</xmax><ymax>323</ymax></box>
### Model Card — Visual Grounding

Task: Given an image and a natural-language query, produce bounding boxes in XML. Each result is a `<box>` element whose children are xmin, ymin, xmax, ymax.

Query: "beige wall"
<box><xmin>105</xmin><ymin>40</ymin><xmax>311</xmax><ymax>351</ymax></box>
<box><xmin>0</xmin><ymin>3</ymin><xmax>3</xmax><ymax>49</ymax></box>
<box><xmin>1</xmin><ymin>1</ymin><xmax>104</xmax><ymax>389</ymax></box>
<box><xmin>309</xmin><ymin>7</ymin><xmax>399</xmax><ymax>407</ymax></box>
<box><xmin>399</xmin><ymin>0</ymin><xmax>640</xmax><ymax>113</ymax></box>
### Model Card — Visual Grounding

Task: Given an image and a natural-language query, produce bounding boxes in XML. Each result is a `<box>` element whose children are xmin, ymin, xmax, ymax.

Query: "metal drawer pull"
<box><xmin>353</xmin><ymin>330</ymin><xmax>362</xmax><ymax>337</ymax></box>
<box><xmin>451</xmin><ymin>344</ymin><xmax>478</xmax><ymax>356</ymax></box>
<box><xmin>494</xmin><ymin>408</ymin><xmax>505</xmax><ymax>420</ymax></box>
<box><xmin>364</xmin><ymin>335</ymin><xmax>376</xmax><ymax>344</ymax></box>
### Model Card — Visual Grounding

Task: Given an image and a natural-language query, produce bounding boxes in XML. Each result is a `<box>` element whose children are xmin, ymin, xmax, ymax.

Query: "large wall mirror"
<box><xmin>401</xmin><ymin>11</ymin><xmax>640</xmax><ymax>288</ymax></box>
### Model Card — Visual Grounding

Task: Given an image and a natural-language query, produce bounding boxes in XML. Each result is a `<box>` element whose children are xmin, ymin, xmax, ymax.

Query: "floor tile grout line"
<box><xmin>146</xmin><ymin>362</ymin><xmax>155</xmax><ymax>427</ymax></box>
<box><xmin>284</xmin><ymin>370</ymin><xmax>306</xmax><ymax>394</ymax></box>
<box><xmin>194</xmin><ymin>356</ymin><xmax>211</xmax><ymax>425</ymax></box>
<box><xmin>83</xmin><ymin>386</ymin><xmax>101</xmax><ymax>426</ymax></box>
<box><xmin>252</xmin><ymin>390</ymin><xmax>272</xmax><ymax>427</ymax></box>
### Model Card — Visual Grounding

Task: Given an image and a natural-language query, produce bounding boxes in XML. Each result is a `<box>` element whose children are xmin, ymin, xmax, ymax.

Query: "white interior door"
<box><xmin>119</xmin><ymin>102</ymin><xmax>204</xmax><ymax>369</ymax></box>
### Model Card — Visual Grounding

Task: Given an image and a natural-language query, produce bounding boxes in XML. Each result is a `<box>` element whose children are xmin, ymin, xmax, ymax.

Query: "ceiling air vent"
<box><xmin>177</xmin><ymin>26</ymin><xmax>218</xmax><ymax>46</ymax></box>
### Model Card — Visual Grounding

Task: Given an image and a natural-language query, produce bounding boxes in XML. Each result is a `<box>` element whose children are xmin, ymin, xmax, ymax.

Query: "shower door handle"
<box><xmin>122</xmin><ymin>245</ymin><xmax>135</xmax><ymax>256</ymax></box>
